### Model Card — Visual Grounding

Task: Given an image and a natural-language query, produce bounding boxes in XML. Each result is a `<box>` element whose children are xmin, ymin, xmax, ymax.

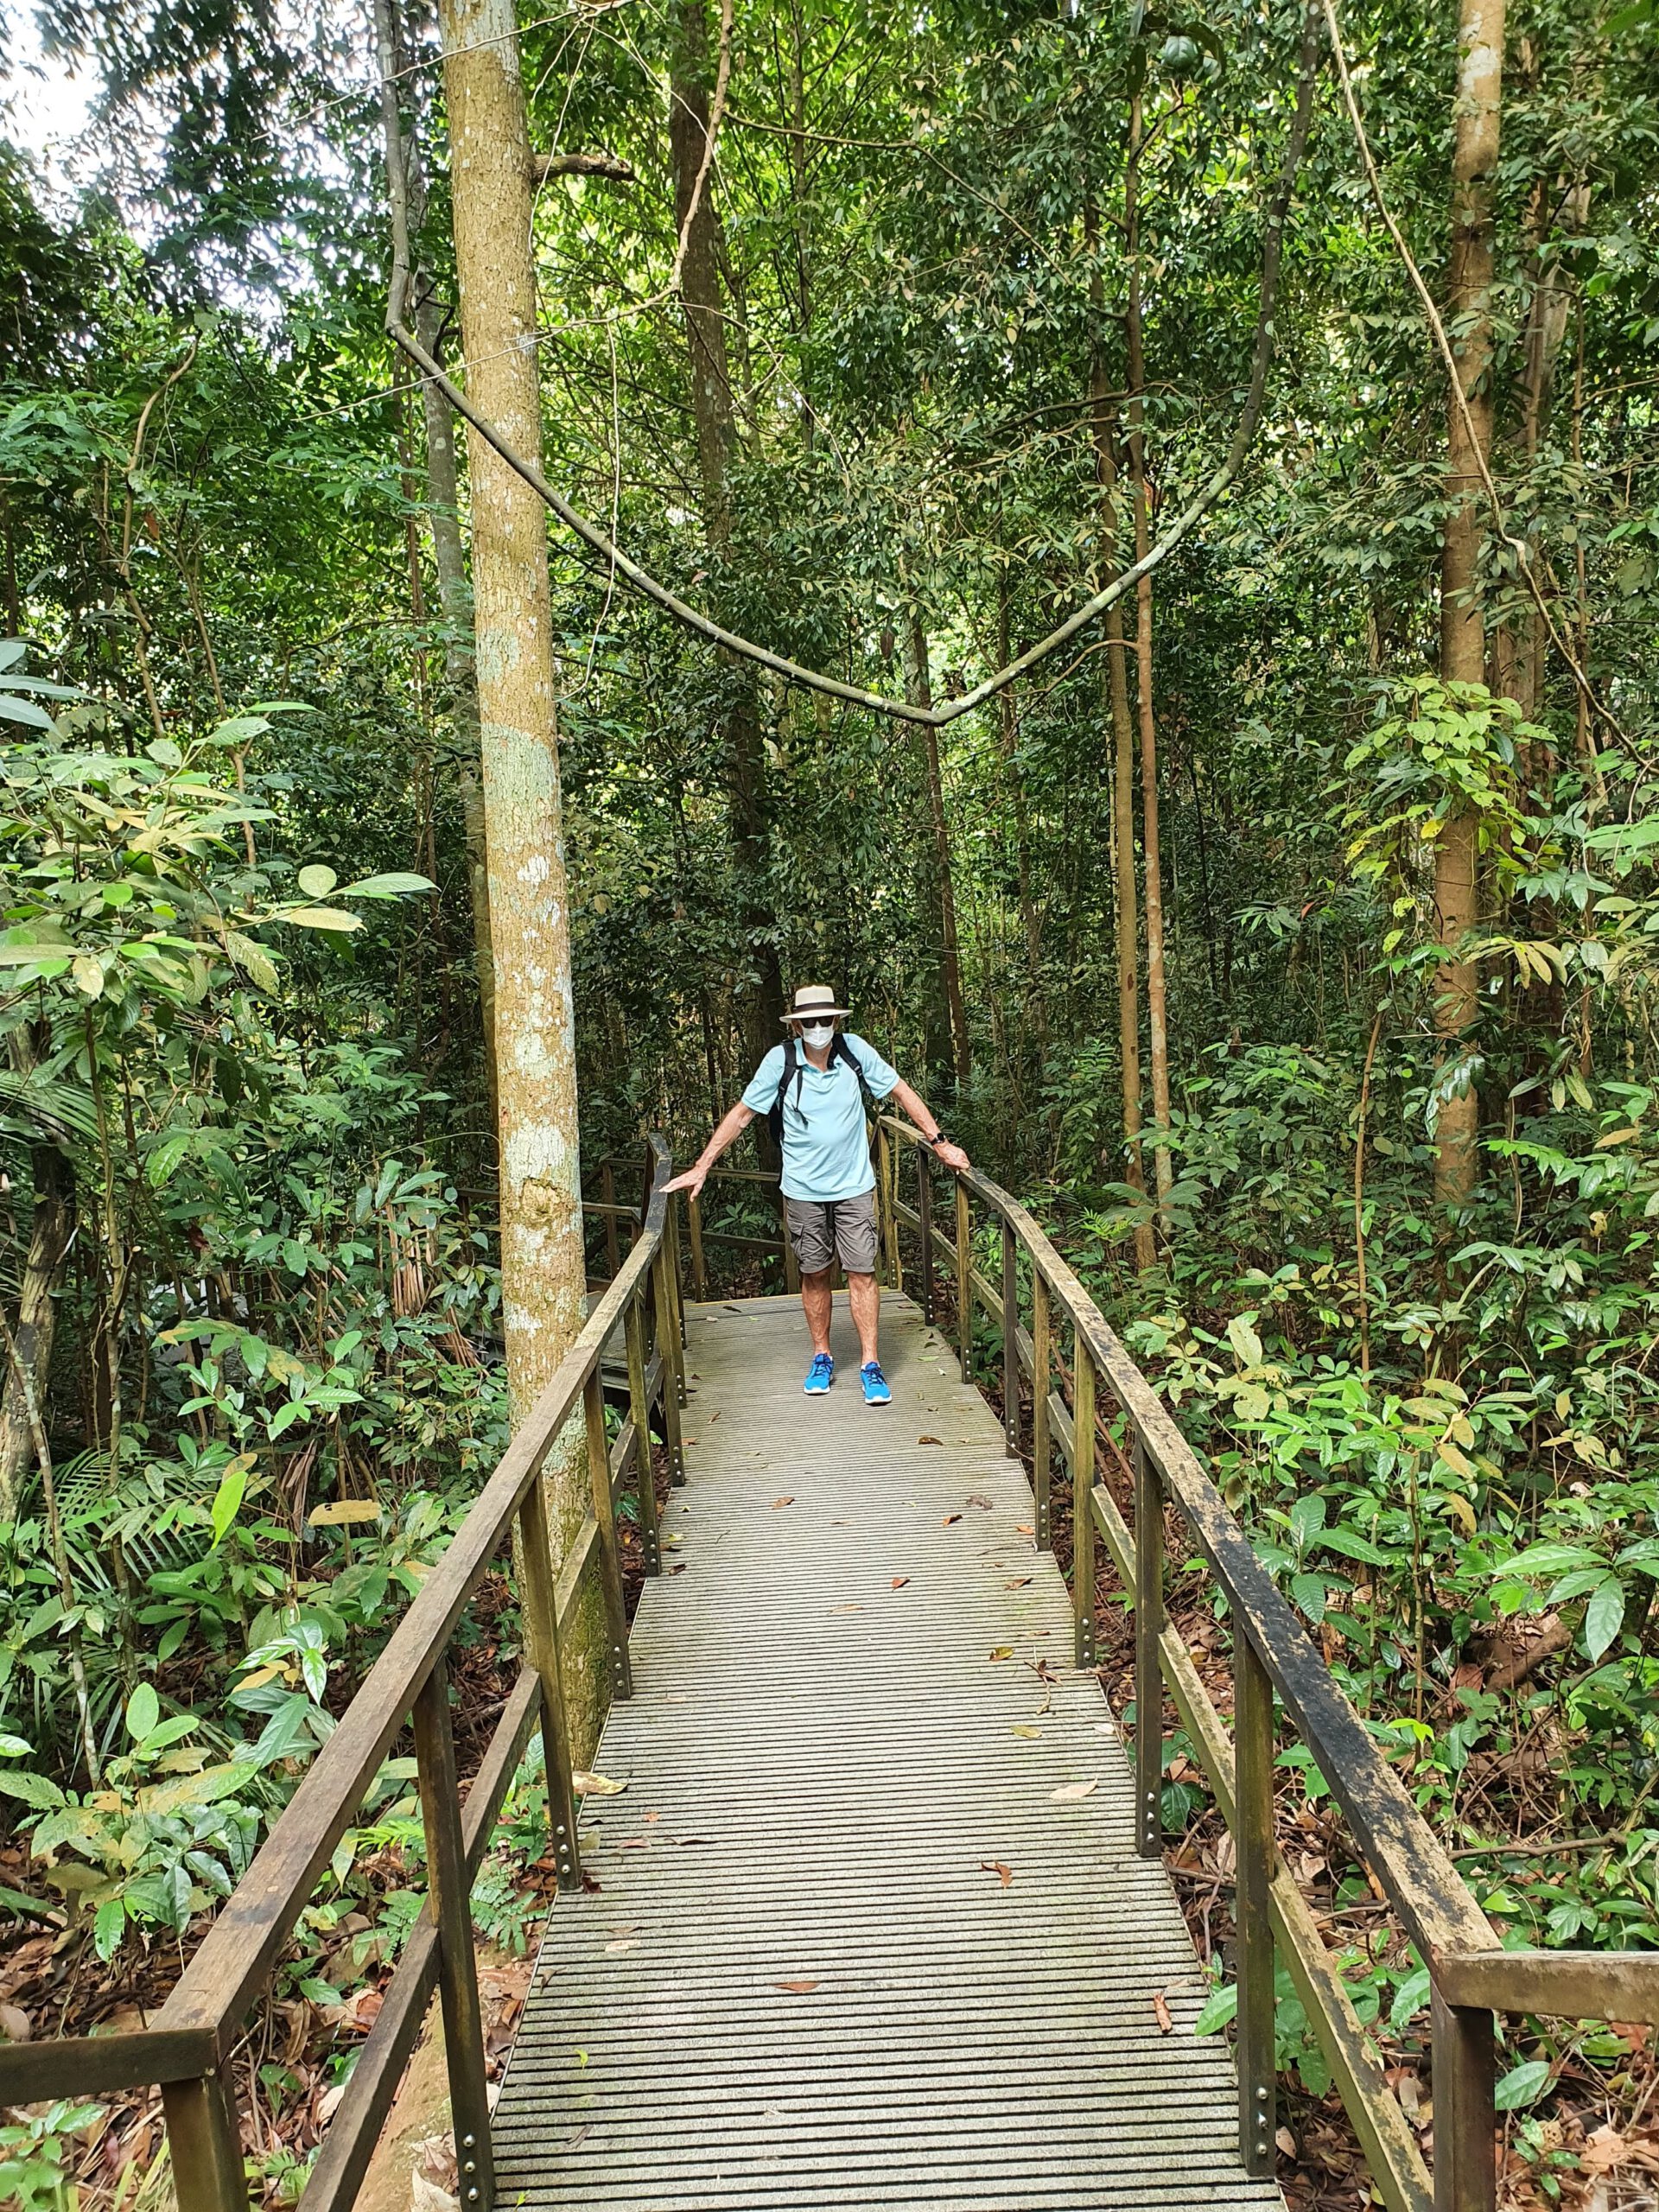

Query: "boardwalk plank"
<box><xmin>493</xmin><ymin>1292</ymin><xmax>1281</xmax><ymax>2209</ymax></box>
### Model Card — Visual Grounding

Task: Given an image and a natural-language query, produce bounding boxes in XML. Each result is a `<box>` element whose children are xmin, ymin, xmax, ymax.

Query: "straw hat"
<box><xmin>782</xmin><ymin>983</ymin><xmax>852</xmax><ymax>1022</ymax></box>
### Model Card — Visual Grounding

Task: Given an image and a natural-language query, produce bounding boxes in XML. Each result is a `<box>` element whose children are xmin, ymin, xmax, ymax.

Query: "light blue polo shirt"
<box><xmin>741</xmin><ymin>1033</ymin><xmax>900</xmax><ymax>1202</ymax></box>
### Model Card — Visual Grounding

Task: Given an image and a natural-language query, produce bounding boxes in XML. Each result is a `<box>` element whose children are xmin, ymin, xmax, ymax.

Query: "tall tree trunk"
<box><xmin>902</xmin><ymin>610</ymin><xmax>971</xmax><ymax>1092</ymax></box>
<box><xmin>670</xmin><ymin>0</ymin><xmax>784</xmax><ymax>1082</ymax></box>
<box><xmin>1125</xmin><ymin>93</ymin><xmax>1174</xmax><ymax>1233</ymax></box>
<box><xmin>995</xmin><ymin>581</ymin><xmax>1048</xmax><ymax>1096</ymax></box>
<box><xmin>1434</xmin><ymin>0</ymin><xmax>1506</xmax><ymax>1211</ymax></box>
<box><xmin>1086</xmin><ymin>206</ymin><xmax>1154</xmax><ymax>1271</ymax></box>
<box><xmin>373</xmin><ymin>0</ymin><xmax>498</xmax><ymax>1116</ymax></box>
<box><xmin>1502</xmin><ymin>172</ymin><xmax>1585</xmax><ymax>1060</ymax></box>
<box><xmin>438</xmin><ymin>0</ymin><xmax>594</xmax><ymax>1727</ymax></box>
<box><xmin>1507</xmin><ymin>176</ymin><xmax>1588</xmax><ymax>723</ymax></box>
<box><xmin>786</xmin><ymin>0</ymin><xmax>815</xmax><ymax>453</ymax></box>
<box><xmin>0</xmin><ymin>1143</ymin><xmax>71</xmax><ymax>1516</ymax></box>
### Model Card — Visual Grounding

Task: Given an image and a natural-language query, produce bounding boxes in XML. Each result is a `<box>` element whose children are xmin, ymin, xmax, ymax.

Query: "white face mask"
<box><xmin>799</xmin><ymin>1021</ymin><xmax>836</xmax><ymax>1052</ymax></box>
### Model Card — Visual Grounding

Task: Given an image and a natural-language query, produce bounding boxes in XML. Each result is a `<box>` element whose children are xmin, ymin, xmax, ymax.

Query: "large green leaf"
<box><xmin>1585</xmin><ymin>1577</ymin><xmax>1626</xmax><ymax>1661</ymax></box>
<box><xmin>1318</xmin><ymin>1527</ymin><xmax>1390</xmax><ymax>1567</ymax></box>
<box><xmin>1193</xmin><ymin>1981</ymin><xmax>1238</xmax><ymax>2035</ymax></box>
<box><xmin>1493</xmin><ymin>2059</ymin><xmax>1552</xmax><ymax>2112</ymax></box>
<box><xmin>0</xmin><ymin>1769</ymin><xmax>66</xmax><ymax>1810</ymax></box>
<box><xmin>276</xmin><ymin>905</ymin><xmax>361</xmax><ymax>932</ymax></box>
<box><xmin>1494</xmin><ymin>1541</ymin><xmax>1600</xmax><ymax>1581</ymax></box>
<box><xmin>341</xmin><ymin>872</ymin><xmax>434</xmax><ymax>898</ymax></box>
<box><xmin>137</xmin><ymin>1763</ymin><xmax>257</xmax><ymax>1816</ymax></box>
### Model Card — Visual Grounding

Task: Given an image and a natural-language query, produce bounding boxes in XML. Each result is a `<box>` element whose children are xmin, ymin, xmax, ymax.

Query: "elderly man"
<box><xmin>666</xmin><ymin>985</ymin><xmax>971</xmax><ymax>1404</ymax></box>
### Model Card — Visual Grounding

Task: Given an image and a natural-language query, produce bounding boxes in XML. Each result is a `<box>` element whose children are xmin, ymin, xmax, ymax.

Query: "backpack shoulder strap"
<box><xmin>768</xmin><ymin>1038</ymin><xmax>800</xmax><ymax>1146</ymax></box>
<box><xmin>832</xmin><ymin>1032</ymin><xmax>878</xmax><ymax>1117</ymax></box>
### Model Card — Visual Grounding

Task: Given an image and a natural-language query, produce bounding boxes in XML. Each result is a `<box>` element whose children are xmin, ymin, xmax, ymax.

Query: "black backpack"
<box><xmin>767</xmin><ymin>1033</ymin><xmax>877</xmax><ymax>1151</ymax></box>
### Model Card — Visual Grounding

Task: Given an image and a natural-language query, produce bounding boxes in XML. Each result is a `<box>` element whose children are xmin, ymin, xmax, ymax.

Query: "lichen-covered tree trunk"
<box><xmin>1435</xmin><ymin>0</ymin><xmax>1506</xmax><ymax>1210</ymax></box>
<box><xmin>437</xmin><ymin>0</ymin><xmax>596</xmax><ymax>1730</ymax></box>
<box><xmin>373</xmin><ymin>0</ymin><xmax>498</xmax><ymax>1108</ymax></box>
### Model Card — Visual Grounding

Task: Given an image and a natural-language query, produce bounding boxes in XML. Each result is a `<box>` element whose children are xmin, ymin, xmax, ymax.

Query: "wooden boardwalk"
<box><xmin>493</xmin><ymin>1292</ymin><xmax>1280</xmax><ymax>2210</ymax></box>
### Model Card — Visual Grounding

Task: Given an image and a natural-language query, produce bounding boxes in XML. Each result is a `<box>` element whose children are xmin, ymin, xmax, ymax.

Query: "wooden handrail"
<box><xmin>0</xmin><ymin>1138</ymin><xmax>686</xmax><ymax>2212</ymax></box>
<box><xmin>876</xmin><ymin>1116</ymin><xmax>1659</xmax><ymax>2212</ymax></box>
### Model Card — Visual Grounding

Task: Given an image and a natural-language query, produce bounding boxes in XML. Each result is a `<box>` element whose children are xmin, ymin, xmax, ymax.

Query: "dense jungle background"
<box><xmin>2</xmin><ymin>0</ymin><xmax>1658</xmax><ymax>2202</ymax></box>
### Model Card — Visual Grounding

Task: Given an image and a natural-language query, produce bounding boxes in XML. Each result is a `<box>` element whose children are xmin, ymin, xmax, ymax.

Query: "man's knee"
<box><xmin>846</xmin><ymin>1270</ymin><xmax>876</xmax><ymax>1290</ymax></box>
<box><xmin>802</xmin><ymin>1265</ymin><xmax>834</xmax><ymax>1288</ymax></box>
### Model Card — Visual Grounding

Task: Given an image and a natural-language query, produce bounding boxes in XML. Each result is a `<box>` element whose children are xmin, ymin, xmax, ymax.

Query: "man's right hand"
<box><xmin>664</xmin><ymin>1163</ymin><xmax>709</xmax><ymax>1198</ymax></box>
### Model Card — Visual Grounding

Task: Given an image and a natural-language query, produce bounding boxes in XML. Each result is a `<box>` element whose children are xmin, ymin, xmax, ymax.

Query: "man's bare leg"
<box><xmin>848</xmin><ymin>1271</ymin><xmax>880</xmax><ymax>1366</ymax></box>
<box><xmin>801</xmin><ymin>1268</ymin><xmax>834</xmax><ymax>1357</ymax></box>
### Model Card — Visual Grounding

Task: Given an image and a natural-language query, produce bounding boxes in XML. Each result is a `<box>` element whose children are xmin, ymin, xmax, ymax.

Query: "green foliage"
<box><xmin>0</xmin><ymin>2099</ymin><xmax>105</xmax><ymax>2212</ymax></box>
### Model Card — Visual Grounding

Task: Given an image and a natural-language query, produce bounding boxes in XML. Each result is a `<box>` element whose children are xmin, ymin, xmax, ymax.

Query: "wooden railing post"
<box><xmin>161</xmin><ymin>2066</ymin><xmax>246</xmax><ymax>2212</ymax></box>
<box><xmin>687</xmin><ymin>1191</ymin><xmax>708</xmax><ymax>1301</ymax></box>
<box><xmin>665</xmin><ymin>1195</ymin><xmax>687</xmax><ymax>1383</ymax></box>
<box><xmin>1071</xmin><ymin>1341</ymin><xmax>1096</xmax><ymax>1668</ymax></box>
<box><xmin>1235</xmin><ymin>1630</ymin><xmax>1276</xmax><ymax>2179</ymax></box>
<box><xmin>517</xmin><ymin>1477</ymin><xmax>582</xmax><ymax>1891</ymax></box>
<box><xmin>585</xmin><ymin>1372</ymin><xmax>633</xmax><ymax>1700</ymax></box>
<box><xmin>917</xmin><ymin>1148</ymin><xmax>935</xmax><ymax>1321</ymax></box>
<box><xmin>877</xmin><ymin>1127</ymin><xmax>902</xmax><ymax>1293</ymax></box>
<box><xmin>600</xmin><ymin>1160</ymin><xmax>620</xmax><ymax>1277</ymax></box>
<box><xmin>1031</xmin><ymin>1268</ymin><xmax>1051</xmax><ymax>1548</ymax></box>
<box><xmin>1135</xmin><ymin>1440</ymin><xmax>1164</xmax><ymax>1859</ymax></box>
<box><xmin>1000</xmin><ymin>1217</ymin><xmax>1020</xmax><ymax>1457</ymax></box>
<box><xmin>955</xmin><ymin>1179</ymin><xmax>972</xmax><ymax>1383</ymax></box>
<box><xmin>1431</xmin><ymin>1988</ymin><xmax>1497</xmax><ymax>2212</ymax></box>
<box><xmin>413</xmin><ymin>1656</ymin><xmax>496</xmax><ymax>2212</ymax></box>
<box><xmin>624</xmin><ymin>1294</ymin><xmax>660</xmax><ymax>1576</ymax></box>
<box><xmin>651</xmin><ymin>1244</ymin><xmax>686</xmax><ymax>1481</ymax></box>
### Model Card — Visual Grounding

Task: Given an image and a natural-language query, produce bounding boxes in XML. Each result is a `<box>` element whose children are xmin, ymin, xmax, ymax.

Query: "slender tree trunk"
<box><xmin>1434</xmin><ymin>0</ymin><xmax>1506</xmax><ymax>1211</ymax></box>
<box><xmin>438</xmin><ymin>0</ymin><xmax>595</xmax><ymax>1740</ymax></box>
<box><xmin>1503</xmin><ymin>173</ymin><xmax>1584</xmax><ymax>1058</ymax></box>
<box><xmin>0</xmin><ymin>1144</ymin><xmax>71</xmax><ymax>1516</ymax></box>
<box><xmin>1569</xmin><ymin>301</ymin><xmax>1602</xmax><ymax>807</ymax></box>
<box><xmin>786</xmin><ymin>0</ymin><xmax>815</xmax><ymax>452</ymax></box>
<box><xmin>1124</xmin><ymin>94</ymin><xmax>1173</xmax><ymax>1232</ymax></box>
<box><xmin>1501</xmin><ymin>175</ymin><xmax>1585</xmax><ymax>726</ymax></box>
<box><xmin>670</xmin><ymin>0</ymin><xmax>784</xmax><ymax>1084</ymax></box>
<box><xmin>1086</xmin><ymin>205</ymin><xmax>1154</xmax><ymax>1270</ymax></box>
<box><xmin>373</xmin><ymin>0</ymin><xmax>499</xmax><ymax>1115</ymax></box>
<box><xmin>902</xmin><ymin>611</ymin><xmax>970</xmax><ymax>1092</ymax></box>
<box><xmin>995</xmin><ymin>581</ymin><xmax>1048</xmax><ymax>1095</ymax></box>
<box><xmin>421</xmin><ymin>321</ymin><xmax>500</xmax><ymax>1117</ymax></box>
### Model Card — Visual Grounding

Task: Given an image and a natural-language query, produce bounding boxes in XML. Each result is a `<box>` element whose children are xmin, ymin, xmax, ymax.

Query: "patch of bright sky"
<box><xmin>3</xmin><ymin>3</ymin><xmax>98</xmax><ymax>209</ymax></box>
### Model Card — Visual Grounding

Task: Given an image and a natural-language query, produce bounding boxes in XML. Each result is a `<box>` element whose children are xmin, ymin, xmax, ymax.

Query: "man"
<box><xmin>665</xmin><ymin>985</ymin><xmax>971</xmax><ymax>1404</ymax></box>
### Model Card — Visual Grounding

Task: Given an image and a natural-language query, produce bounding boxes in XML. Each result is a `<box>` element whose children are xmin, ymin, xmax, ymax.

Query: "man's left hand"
<box><xmin>934</xmin><ymin>1140</ymin><xmax>970</xmax><ymax>1173</ymax></box>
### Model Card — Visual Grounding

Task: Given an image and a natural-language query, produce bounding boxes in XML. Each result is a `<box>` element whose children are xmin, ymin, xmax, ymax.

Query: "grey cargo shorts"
<box><xmin>784</xmin><ymin>1189</ymin><xmax>880</xmax><ymax>1276</ymax></box>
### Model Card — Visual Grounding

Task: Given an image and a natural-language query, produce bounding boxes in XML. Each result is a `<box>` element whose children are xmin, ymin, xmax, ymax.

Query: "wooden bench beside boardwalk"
<box><xmin>495</xmin><ymin>1291</ymin><xmax>1276</xmax><ymax>2209</ymax></box>
<box><xmin>3</xmin><ymin>1132</ymin><xmax>1656</xmax><ymax>2212</ymax></box>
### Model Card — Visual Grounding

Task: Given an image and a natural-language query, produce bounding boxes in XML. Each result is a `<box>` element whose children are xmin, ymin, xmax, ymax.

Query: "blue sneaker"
<box><xmin>861</xmin><ymin>1361</ymin><xmax>892</xmax><ymax>1408</ymax></box>
<box><xmin>804</xmin><ymin>1352</ymin><xmax>835</xmax><ymax>1395</ymax></box>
